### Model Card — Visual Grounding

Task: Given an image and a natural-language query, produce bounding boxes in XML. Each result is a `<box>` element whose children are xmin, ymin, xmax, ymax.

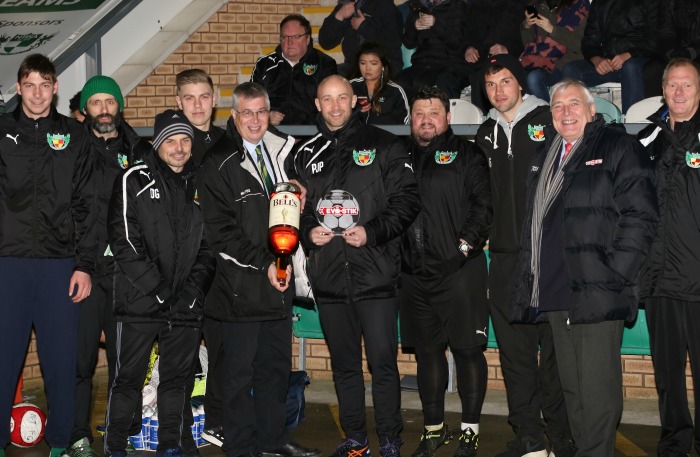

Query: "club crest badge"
<box><xmin>47</xmin><ymin>133</ymin><xmax>69</xmax><ymax>151</ymax></box>
<box><xmin>117</xmin><ymin>154</ymin><xmax>129</xmax><ymax>169</ymax></box>
<box><xmin>528</xmin><ymin>124</ymin><xmax>545</xmax><ymax>141</ymax></box>
<box><xmin>687</xmin><ymin>151</ymin><xmax>700</xmax><ymax>168</ymax></box>
<box><xmin>303</xmin><ymin>64</ymin><xmax>317</xmax><ymax>75</ymax></box>
<box><xmin>435</xmin><ymin>150</ymin><xmax>457</xmax><ymax>164</ymax></box>
<box><xmin>353</xmin><ymin>149</ymin><xmax>376</xmax><ymax>166</ymax></box>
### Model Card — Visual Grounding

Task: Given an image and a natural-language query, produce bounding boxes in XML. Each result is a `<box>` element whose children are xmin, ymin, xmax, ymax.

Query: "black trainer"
<box><xmin>453</xmin><ymin>428</ymin><xmax>478</xmax><ymax>457</ymax></box>
<box><xmin>411</xmin><ymin>425</ymin><xmax>451</xmax><ymax>457</ymax></box>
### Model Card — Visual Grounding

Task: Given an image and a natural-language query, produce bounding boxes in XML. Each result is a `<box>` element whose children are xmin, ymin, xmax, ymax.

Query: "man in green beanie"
<box><xmin>67</xmin><ymin>74</ymin><xmax>151</xmax><ymax>457</ymax></box>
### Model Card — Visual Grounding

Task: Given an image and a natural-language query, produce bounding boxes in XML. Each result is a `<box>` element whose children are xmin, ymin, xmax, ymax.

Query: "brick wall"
<box><xmin>16</xmin><ymin>0</ymin><xmax>678</xmax><ymax>403</ymax></box>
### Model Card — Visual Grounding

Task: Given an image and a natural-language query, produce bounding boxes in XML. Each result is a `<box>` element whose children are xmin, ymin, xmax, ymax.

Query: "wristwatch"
<box><xmin>459</xmin><ymin>241</ymin><xmax>471</xmax><ymax>255</ymax></box>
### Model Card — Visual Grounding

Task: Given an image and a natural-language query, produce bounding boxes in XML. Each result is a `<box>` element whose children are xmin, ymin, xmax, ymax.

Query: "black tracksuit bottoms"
<box><xmin>318</xmin><ymin>297</ymin><xmax>403</xmax><ymax>443</ymax></box>
<box><xmin>0</xmin><ymin>257</ymin><xmax>78</xmax><ymax>449</ymax></box>
<box><xmin>71</xmin><ymin>272</ymin><xmax>122</xmax><ymax>444</ymax></box>
<box><xmin>105</xmin><ymin>321</ymin><xmax>200</xmax><ymax>454</ymax></box>
<box><xmin>488</xmin><ymin>252</ymin><xmax>570</xmax><ymax>444</ymax></box>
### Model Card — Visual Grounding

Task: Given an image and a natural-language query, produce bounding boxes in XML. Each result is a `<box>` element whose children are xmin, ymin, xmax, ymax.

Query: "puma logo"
<box><xmin>475</xmin><ymin>327</ymin><xmax>487</xmax><ymax>338</ymax></box>
<box><xmin>6</xmin><ymin>134</ymin><xmax>18</xmax><ymax>144</ymax></box>
<box><xmin>404</xmin><ymin>163</ymin><xmax>414</xmax><ymax>173</ymax></box>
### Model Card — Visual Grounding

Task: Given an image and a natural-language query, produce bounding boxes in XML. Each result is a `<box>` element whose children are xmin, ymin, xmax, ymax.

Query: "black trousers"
<box><xmin>71</xmin><ymin>272</ymin><xmax>126</xmax><ymax>444</ymax></box>
<box><xmin>319</xmin><ymin>298</ymin><xmax>403</xmax><ymax>442</ymax></box>
<box><xmin>105</xmin><ymin>321</ymin><xmax>201</xmax><ymax>454</ymax></box>
<box><xmin>220</xmin><ymin>316</ymin><xmax>292</xmax><ymax>457</ymax></box>
<box><xmin>548</xmin><ymin>311</ymin><xmax>623</xmax><ymax>457</ymax></box>
<box><xmin>181</xmin><ymin>327</ymin><xmax>203</xmax><ymax>453</ymax></box>
<box><xmin>646</xmin><ymin>297</ymin><xmax>700</xmax><ymax>456</ymax></box>
<box><xmin>202</xmin><ymin>317</ymin><xmax>225</xmax><ymax>429</ymax></box>
<box><xmin>488</xmin><ymin>252</ymin><xmax>570</xmax><ymax>445</ymax></box>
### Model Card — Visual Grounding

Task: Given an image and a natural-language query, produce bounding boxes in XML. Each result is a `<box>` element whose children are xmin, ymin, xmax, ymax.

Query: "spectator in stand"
<box><xmin>642</xmin><ymin>0</ymin><xmax>700</xmax><ymax>98</ymax></box>
<box><xmin>252</xmin><ymin>14</ymin><xmax>337</xmax><ymax>126</ymax></box>
<box><xmin>349</xmin><ymin>41</ymin><xmax>410</xmax><ymax>125</ymax></box>
<box><xmin>70</xmin><ymin>91</ymin><xmax>85</xmax><ymax>122</ymax></box>
<box><xmin>318</xmin><ymin>0</ymin><xmax>404</xmax><ymax>76</ymax></box>
<box><xmin>562</xmin><ymin>0</ymin><xmax>659</xmax><ymax>113</ymax></box>
<box><xmin>396</xmin><ymin>0</ymin><xmax>470</xmax><ymax>98</ymax></box>
<box><xmin>408</xmin><ymin>0</ymin><xmax>525</xmax><ymax>111</ymax></box>
<box><xmin>520</xmin><ymin>0</ymin><xmax>590</xmax><ymax>102</ymax></box>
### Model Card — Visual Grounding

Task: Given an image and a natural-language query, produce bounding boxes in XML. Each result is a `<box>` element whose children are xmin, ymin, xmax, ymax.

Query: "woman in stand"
<box><xmin>349</xmin><ymin>41</ymin><xmax>410</xmax><ymax>125</ymax></box>
<box><xmin>520</xmin><ymin>0</ymin><xmax>590</xmax><ymax>102</ymax></box>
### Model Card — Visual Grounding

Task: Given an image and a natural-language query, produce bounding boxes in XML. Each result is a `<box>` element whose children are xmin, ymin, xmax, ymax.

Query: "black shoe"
<box><xmin>380</xmin><ymin>436</ymin><xmax>404</xmax><ymax>457</ymax></box>
<box><xmin>260</xmin><ymin>442</ymin><xmax>321</xmax><ymax>457</ymax></box>
<box><xmin>201</xmin><ymin>426</ymin><xmax>225</xmax><ymax>447</ymax></box>
<box><xmin>454</xmin><ymin>428</ymin><xmax>478</xmax><ymax>457</ymax></box>
<box><xmin>412</xmin><ymin>425</ymin><xmax>451</xmax><ymax>457</ymax></box>
<box><xmin>496</xmin><ymin>437</ymin><xmax>547</xmax><ymax>457</ymax></box>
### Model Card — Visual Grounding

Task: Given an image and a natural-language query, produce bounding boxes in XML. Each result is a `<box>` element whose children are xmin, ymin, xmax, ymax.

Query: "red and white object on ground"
<box><xmin>10</xmin><ymin>402</ymin><xmax>46</xmax><ymax>447</ymax></box>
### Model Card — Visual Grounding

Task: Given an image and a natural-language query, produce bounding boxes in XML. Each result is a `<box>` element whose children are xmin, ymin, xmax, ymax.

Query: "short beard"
<box><xmin>87</xmin><ymin>111</ymin><xmax>121</xmax><ymax>135</ymax></box>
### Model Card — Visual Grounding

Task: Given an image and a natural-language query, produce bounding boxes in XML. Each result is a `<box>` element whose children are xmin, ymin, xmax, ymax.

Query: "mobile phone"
<box><xmin>526</xmin><ymin>5</ymin><xmax>539</xmax><ymax>18</ymax></box>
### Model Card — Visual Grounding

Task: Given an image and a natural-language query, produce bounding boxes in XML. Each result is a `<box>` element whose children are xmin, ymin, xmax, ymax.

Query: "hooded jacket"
<box><xmin>637</xmin><ymin>105</ymin><xmax>700</xmax><ymax>302</ymax></box>
<box><xmin>402</xmin><ymin>128</ymin><xmax>492</xmax><ymax>276</ymax></box>
<box><xmin>108</xmin><ymin>150</ymin><xmax>215</xmax><ymax>324</ymax></box>
<box><xmin>252</xmin><ymin>45</ymin><xmax>337</xmax><ymax>125</ymax></box>
<box><xmin>0</xmin><ymin>104</ymin><xmax>95</xmax><ymax>273</ymax></box>
<box><xmin>516</xmin><ymin>115</ymin><xmax>658</xmax><ymax>324</ymax></box>
<box><xmin>294</xmin><ymin>112</ymin><xmax>420</xmax><ymax>304</ymax></box>
<box><xmin>198</xmin><ymin>120</ymin><xmax>300</xmax><ymax>322</ymax></box>
<box><xmin>475</xmin><ymin>95</ymin><xmax>551</xmax><ymax>253</ymax></box>
<box><xmin>89</xmin><ymin>121</ymin><xmax>150</xmax><ymax>274</ymax></box>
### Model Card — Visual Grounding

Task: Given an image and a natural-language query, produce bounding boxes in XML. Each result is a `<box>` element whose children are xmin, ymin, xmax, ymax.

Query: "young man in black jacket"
<box><xmin>294</xmin><ymin>75</ymin><xmax>419</xmax><ymax>457</ymax></box>
<box><xmin>400</xmin><ymin>86</ymin><xmax>492</xmax><ymax>457</ymax></box>
<box><xmin>0</xmin><ymin>53</ymin><xmax>94</xmax><ymax>457</ymax></box>
<box><xmin>67</xmin><ymin>75</ymin><xmax>151</xmax><ymax>457</ymax></box>
<box><xmin>105</xmin><ymin>110</ymin><xmax>215</xmax><ymax>457</ymax></box>
<box><xmin>476</xmin><ymin>55</ymin><xmax>573</xmax><ymax>457</ymax></box>
<box><xmin>638</xmin><ymin>58</ymin><xmax>700</xmax><ymax>457</ymax></box>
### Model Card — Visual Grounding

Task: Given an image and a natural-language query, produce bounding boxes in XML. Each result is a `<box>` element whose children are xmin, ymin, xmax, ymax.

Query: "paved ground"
<box><xmin>6</xmin><ymin>368</ymin><xmax>697</xmax><ymax>457</ymax></box>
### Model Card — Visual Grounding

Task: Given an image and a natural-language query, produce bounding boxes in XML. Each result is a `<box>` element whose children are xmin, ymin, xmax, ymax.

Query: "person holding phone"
<box><xmin>521</xmin><ymin>0</ymin><xmax>591</xmax><ymax>102</ymax></box>
<box><xmin>349</xmin><ymin>41</ymin><xmax>410</xmax><ymax>125</ymax></box>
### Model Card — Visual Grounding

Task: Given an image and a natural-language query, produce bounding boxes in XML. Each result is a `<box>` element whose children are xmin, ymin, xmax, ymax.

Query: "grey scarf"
<box><xmin>529</xmin><ymin>134</ymin><xmax>580</xmax><ymax>308</ymax></box>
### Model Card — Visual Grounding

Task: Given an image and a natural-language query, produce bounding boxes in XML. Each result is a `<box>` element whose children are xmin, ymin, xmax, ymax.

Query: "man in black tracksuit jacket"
<box><xmin>516</xmin><ymin>80</ymin><xmax>657</xmax><ymax>456</ymax></box>
<box><xmin>252</xmin><ymin>15</ymin><xmax>337</xmax><ymax>126</ymax></box>
<box><xmin>0</xmin><ymin>54</ymin><xmax>94</xmax><ymax>457</ymax></box>
<box><xmin>400</xmin><ymin>87</ymin><xmax>492</xmax><ymax>457</ymax></box>
<box><xmin>637</xmin><ymin>59</ymin><xmax>700</xmax><ymax>457</ymax></box>
<box><xmin>475</xmin><ymin>55</ymin><xmax>571</xmax><ymax>457</ymax></box>
<box><xmin>197</xmin><ymin>82</ymin><xmax>318</xmax><ymax>457</ymax></box>
<box><xmin>294</xmin><ymin>75</ymin><xmax>419</xmax><ymax>457</ymax></box>
<box><xmin>318</xmin><ymin>0</ymin><xmax>404</xmax><ymax>75</ymax></box>
<box><xmin>105</xmin><ymin>111</ymin><xmax>215</xmax><ymax>457</ymax></box>
<box><xmin>68</xmin><ymin>76</ymin><xmax>151</xmax><ymax>457</ymax></box>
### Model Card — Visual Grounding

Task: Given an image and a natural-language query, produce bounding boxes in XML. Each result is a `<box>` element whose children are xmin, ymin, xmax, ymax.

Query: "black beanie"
<box><xmin>152</xmin><ymin>110</ymin><xmax>194</xmax><ymax>151</ymax></box>
<box><xmin>485</xmin><ymin>54</ymin><xmax>529</xmax><ymax>93</ymax></box>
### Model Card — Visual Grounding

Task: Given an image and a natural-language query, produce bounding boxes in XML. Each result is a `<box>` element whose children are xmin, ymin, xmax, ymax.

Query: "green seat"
<box><xmin>593</xmin><ymin>96</ymin><xmax>623</xmax><ymax>124</ymax></box>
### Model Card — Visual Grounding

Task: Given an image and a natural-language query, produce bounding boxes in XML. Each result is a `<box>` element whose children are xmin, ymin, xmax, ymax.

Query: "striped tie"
<box><xmin>255</xmin><ymin>144</ymin><xmax>274</xmax><ymax>195</ymax></box>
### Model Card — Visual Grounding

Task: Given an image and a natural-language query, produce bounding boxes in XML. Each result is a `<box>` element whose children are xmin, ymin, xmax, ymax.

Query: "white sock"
<box><xmin>461</xmin><ymin>423</ymin><xmax>478</xmax><ymax>434</ymax></box>
<box><xmin>425</xmin><ymin>422</ymin><xmax>443</xmax><ymax>432</ymax></box>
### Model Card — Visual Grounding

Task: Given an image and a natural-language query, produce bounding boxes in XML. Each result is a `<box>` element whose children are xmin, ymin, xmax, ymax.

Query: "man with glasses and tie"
<box><xmin>252</xmin><ymin>14</ymin><xmax>337</xmax><ymax>126</ymax></box>
<box><xmin>198</xmin><ymin>82</ymin><xmax>318</xmax><ymax>457</ymax></box>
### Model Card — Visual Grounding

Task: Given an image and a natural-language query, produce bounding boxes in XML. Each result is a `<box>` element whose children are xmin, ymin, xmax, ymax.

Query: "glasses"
<box><xmin>234</xmin><ymin>109</ymin><xmax>270</xmax><ymax>119</ymax></box>
<box><xmin>280</xmin><ymin>33</ymin><xmax>309</xmax><ymax>42</ymax></box>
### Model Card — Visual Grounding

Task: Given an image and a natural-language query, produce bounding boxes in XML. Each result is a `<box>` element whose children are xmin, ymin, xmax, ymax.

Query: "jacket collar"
<box><xmin>315</xmin><ymin>110</ymin><xmax>362</xmax><ymax>141</ymax></box>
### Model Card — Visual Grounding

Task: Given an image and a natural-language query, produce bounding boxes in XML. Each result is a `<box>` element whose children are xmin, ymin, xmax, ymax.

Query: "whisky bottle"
<box><xmin>268</xmin><ymin>182</ymin><xmax>301</xmax><ymax>286</ymax></box>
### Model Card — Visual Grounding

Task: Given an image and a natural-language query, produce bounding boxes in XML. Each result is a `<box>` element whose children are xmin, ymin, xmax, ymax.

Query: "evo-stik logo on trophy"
<box><xmin>316</xmin><ymin>189</ymin><xmax>360</xmax><ymax>235</ymax></box>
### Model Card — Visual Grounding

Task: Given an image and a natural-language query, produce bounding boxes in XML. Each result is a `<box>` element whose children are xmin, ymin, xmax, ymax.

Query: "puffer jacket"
<box><xmin>294</xmin><ymin>112</ymin><xmax>420</xmax><ymax>305</ymax></box>
<box><xmin>108</xmin><ymin>150</ymin><xmax>215</xmax><ymax>324</ymax></box>
<box><xmin>637</xmin><ymin>105</ymin><xmax>700</xmax><ymax>302</ymax></box>
<box><xmin>581</xmin><ymin>0</ymin><xmax>659</xmax><ymax>60</ymax></box>
<box><xmin>516</xmin><ymin>115</ymin><xmax>658</xmax><ymax>324</ymax></box>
